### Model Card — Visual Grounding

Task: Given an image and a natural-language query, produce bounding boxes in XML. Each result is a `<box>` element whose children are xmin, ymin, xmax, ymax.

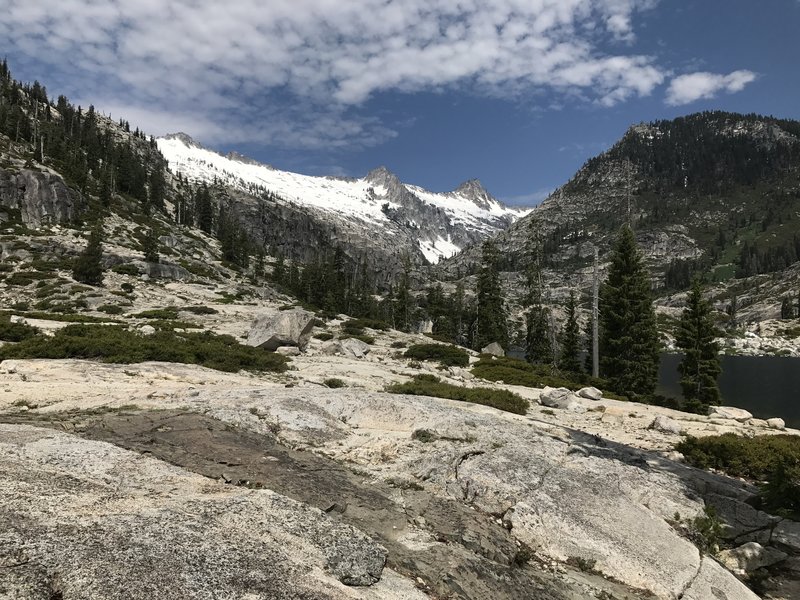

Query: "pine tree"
<box><xmin>525</xmin><ymin>306</ymin><xmax>552</xmax><ymax>364</ymax></box>
<box><xmin>781</xmin><ymin>296</ymin><xmax>794</xmax><ymax>320</ymax></box>
<box><xmin>272</xmin><ymin>252</ymin><xmax>286</xmax><ymax>284</ymax></box>
<box><xmin>559</xmin><ymin>290</ymin><xmax>581</xmax><ymax>373</ymax></box>
<box><xmin>142</xmin><ymin>227</ymin><xmax>159</xmax><ymax>263</ymax></box>
<box><xmin>676</xmin><ymin>281</ymin><xmax>722</xmax><ymax>409</ymax></box>
<box><xmin>599</xmin><ymin>225</ymin><xmax>660</xmax><ymax>399</ymax></box>
<box><xmin>474</xmin><ymin>239</ymin><xmax>507</xmax><ymax>350</ymax></box>
<box><xmin>73</xmin><ymin>222</ymin><xmax>105</xmax><ymax>286</ymax></box>
<box><xmin>395</xmin><ymin>257</ymin><xmax>414</xmax><ymax>332</ymax></box>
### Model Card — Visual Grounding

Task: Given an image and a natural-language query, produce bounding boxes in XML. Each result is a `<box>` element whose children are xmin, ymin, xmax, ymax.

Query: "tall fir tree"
<box><xmin>559</xmin><ymin>290</ymin><xmax>581</xmax><ymax>373</ymax></box>
<box><xmin>599</xmin><ymin>225</ymin><xmax>660</xmax><ymax>399</ymax></box>
<box><xmin>141</xmin><ymin>227</ymin><xmax>159</xmax><ymax>263</ymax></box>
<box><xmin>676</xmin><ymin>281</ymin><xmax>722</xmax><ymax>409</ymax></box>
<box><xmin>522</xmin><ymin>218</ymin><xmax>552</xmax><ymax>364</ymax></box>
<box><xmin>781</xmin><ymin>296</ymin><xmax>794</xmax><ymax>319</ymax></box>
<box><xmin>72</xmin><ymin>222</ymin><xmax>105</xmax><ymax>286</ymax></box>
<box><xmin>394</xmin><ymin>257</ymin><xmax>414</xmax><ymax>332</ymax></box>
<box><xmin>474</xmin><ymin>239</ymin><xmax>508</xmax><ymax>350</ymax></box>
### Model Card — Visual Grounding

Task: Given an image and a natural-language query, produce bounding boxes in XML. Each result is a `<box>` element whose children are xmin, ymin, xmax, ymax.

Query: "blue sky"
<box><xmin>3</xmin><ymin>0</ymin><xmax>799</xmax><ymax>205</ymax></box>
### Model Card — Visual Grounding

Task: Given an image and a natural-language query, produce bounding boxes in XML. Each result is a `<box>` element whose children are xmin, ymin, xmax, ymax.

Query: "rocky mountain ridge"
<box><xmin>157</xmin><ymin>133</ymin><xmax>527</xmax><ymax>267</ymax></box>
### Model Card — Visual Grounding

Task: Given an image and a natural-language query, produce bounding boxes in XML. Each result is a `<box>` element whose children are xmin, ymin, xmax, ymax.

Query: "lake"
<box><xmin>658</xmin><ymin>353</ymin><xmax>800</xmax><ymax>429</ymax></box>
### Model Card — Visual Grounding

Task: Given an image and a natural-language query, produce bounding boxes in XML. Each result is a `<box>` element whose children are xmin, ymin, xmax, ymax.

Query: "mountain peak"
<box><xmin>453</xmin><ymin>178</ymin><xmax>497</xmax><ymax>210</ymax></box>
<box><xmin>365</xmin><ymin>166</ymin><xmax>401</xmax><ymax>187</ymax></box>
<box><xmin>226</xmin><ymin>150</ymin><xmax>271</xmax><ymax>168</ymax></box>
<box><xmin>162</xmin><ymin>132</ymin><xmax>202</xmax><ymax>148</ymax></box>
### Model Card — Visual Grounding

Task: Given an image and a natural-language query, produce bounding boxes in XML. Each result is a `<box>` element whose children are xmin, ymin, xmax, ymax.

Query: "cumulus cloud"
<box><xmin>3</xmin><ymin>0</ymin><xmax>669</xmax><ymax>149</ymax></box>
<box><xmin>665</xmin><ymin>70</ymin><xmax>757</xmax><ymax>106</ymax></box>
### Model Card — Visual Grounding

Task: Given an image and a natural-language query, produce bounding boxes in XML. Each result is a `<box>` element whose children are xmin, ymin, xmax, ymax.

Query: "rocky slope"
<box><xmin>158</xmin><ymin>133</ymin><xmax>527</xmax><ymax>269</ymax></box>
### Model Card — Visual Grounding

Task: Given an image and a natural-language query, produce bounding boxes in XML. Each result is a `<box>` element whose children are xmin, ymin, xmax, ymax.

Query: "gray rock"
<box><xmin>648</xmin><ymin>415</ymin><xmax>683</xmax><ymax>435</ymax></box>
<box><xmin>577</xmin><ymin>386</ymin><xmax>602</xmax><ymax>400</ymax></box>
<box><xmin>709</xmin><ymin>406</ymin><xmax>753</xmax><ymax>422</ymax></box>
<box><xmin>339</xmin><ymin>337</ymin><xmax>371</xmax><ymax>359</ymax></box>
<box><xmin>246</xmin><ymin>309</ymin><xmax>315</xmax><ymax>351</ymax></box>
<box><xmin>142</xmin><ymin>261</ymin><xmax>191</xmax><ymax>280</ymax></box>
<box><xmin>539</xmin><ymin>387</ymin><xmax>584</xmax><ymax>412</ymax></box>
<box><xmin>767</xmin><ymin>417</ymin><xmax>786</xmax><ymax>430</ymax></box>
<box><xmin>681</xmin><ymin>557</ymin><xmax>760</xmax><ymax>600</ymax></box>
<box><xmin>718</xmin><ymin>542</ymin><xmax>787</xmax><ymax>574</ymax></box>
<box><xmin>9</xmin><ymin>315</ymin><xmax>26</xmax><ymax>324</ymax></box>
<box><xmin>0</xmin><ymin>168</ymin><xmax>84</xmax><ymax>228</ymax></box>
<box><xmin>774</xmin><ymin>519</ymin><xmax>800</xmax><ymax>553</ymax></box>
<box><xmin>481</xmin><ymin>342</ymin><xmax>505</xmax><ymax>357</ymax></box>
<box><xmin>705</xmin><ymin>493</ymin><xmax>780</xmax><ymax>543</ymax></box>
<box><xmin>139</xmin><ymin>325</ymin><xmax>156</xmax><ymax>336</ymax></box>
<box><xmin>275</xmin><ymin>346</ymin><xmax>301</xmax><ymax>356</ymax></box>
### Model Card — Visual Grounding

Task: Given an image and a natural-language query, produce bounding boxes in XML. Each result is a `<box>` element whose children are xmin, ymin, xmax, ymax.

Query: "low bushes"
<box><xmin>0</xmin><ymin>314</ymin><xmax>40</xmax><ymax>342</ymax></box>
<box><xmin>132</xmin><ymin>308</ymin><xmax>180</xmax><ymax>320</ymax></box>
<box><xmin>386</xmin><ymin>374</ymin><xmax>529</xmax><ymax>415</ymax></box>
<box><xmin>182</xmin><ymin>305</ymin><xmax>219</xmax><ymax>315</ymax></box>
<box><xmin>404</xmin><ymin>343</ymin><xmax>469</xmax><ymax>367</ymax></box>
<box><xmin>677</xmin><ymin>433</ymin><xmax>800</xmax><ymax>517</ymax></box>
<box><xmin>0</xmin><ymin>325</ymin><xmax>289</xmax><ymax>374</ymax></box>
<box><xmin>342</xmin><ymin>318</ymin><xmax>390</xmax><ymax>331</ymax></box>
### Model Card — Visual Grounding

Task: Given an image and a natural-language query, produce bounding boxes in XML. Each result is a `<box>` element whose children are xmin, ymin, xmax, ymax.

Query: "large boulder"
<box><xmin>0</xmin><ymin>168</ymin><xmax>84</xmax><ymax>228</ymax></box>
<box><xmin>718</xmin><ymin>542</ymin><xmax>787</xmax><ymax>575</ymax></box>
<box><xmin>709</xmin><ymin>406</ymin><xmax>753</xmax><ymax>422</ymax></box>
<box><xmin>481</xmin><ymin>342</ymin><xmax>504</xmax><ymax>357</ymax></box>
<box><xmin>577</xmin><ymin>386</ymin><xmax>602</xmax><ymax>400</ymax></box>
<box><xmin>539</xmin><ymin>387</ymin><xmax>584</xmax><ymax>412</ymax></box>
<box><xmin>648</xmin><ymin>415</ymin><xmax>683</xmax><ymax>435</ymax></box>
<box><xmin>767</xmin><ymin>417</ymin><xmax>786</xmax><ymax>430</ymax></box>
<box><xmin>338</xmin><ymin>337</ymin><xmax>372</xmax><ymax>359</ymax></box>
<box><xmin>246</xmin><ymin>309</ymin><xmax>315</xmax><ymax>351</ymax></box>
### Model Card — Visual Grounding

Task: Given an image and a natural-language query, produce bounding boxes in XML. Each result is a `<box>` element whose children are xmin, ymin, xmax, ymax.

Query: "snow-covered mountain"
<box><xmin>157</xmin><ymin>133</ymin><xmax>528</xmax><ymax>265</ymax></box>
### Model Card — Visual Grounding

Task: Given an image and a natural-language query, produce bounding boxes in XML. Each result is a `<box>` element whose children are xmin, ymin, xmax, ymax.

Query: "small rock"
<box><xmin>9</xmin><ymin>315</ymin><xmax>26</xmax><ymax>324</ymax></box>
<box><xmin>718</xmin><ymin>542</ymin><xmax>787</xmax><ymax>575</ymax></box>
<box><xmin>708</xmin><ymin>406</ymin><xmax>753</xmax><ymax>422</ymax></box>
<box><xmin>481</xmin><ymin>342</ymin><xmax>505</xmax><ymax>357</ymax></box>
<box><xmin>275</xmin><ymin>346</ymin><xmax>301</xmax><ymax>356</ymax></box>
<box><xmin>766</xmin><ymin>417</ymin><xmax>786</xmax><ymax>430</ymax></box>
<box><xmin>139</xmin><ymin>325</ymin><xmax>156</xmax><ymax>336</ymax></box>
<box><xmin>648</xmin><ymin>415</ymin><xmax>683</xmax><ymax>435</ymax></box>
<box><xmin>577</xmin><ymin>386</ymin><xmax>603</xmax><ymax>400</ymax></box>
<box><xmin>746</xmin><ymin>418</ymin><xmax>769</xmax><ymax>428</ymax></box>
<box><xmin>539</xmin><ymin>387</ymin><xmax>585</xmax><ymax>412</ymax></box>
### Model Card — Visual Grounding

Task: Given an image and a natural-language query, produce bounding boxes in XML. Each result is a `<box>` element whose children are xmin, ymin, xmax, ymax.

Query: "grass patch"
<box><xmin>112</xmin><ymin>263</ymin><xmax>141</xmax><ymax>276</ymax></box>
<box><xmin>387</xmin><ymin>374</ymin><xmax>529</xmax><ymax>415</ymax></box>
<box><xmin>0</xmin><ymin>325</ymin><xmax>289</xmax><ymax>374</ymax></box>
<box><xmin>342</xmin><ymin>318</ymin><xmax>390</xmax><ymax>331</ymax></box>
<box><xmin>404</xmin><ymin>343</ymin><xmax>469</xmax><ymax>368</ymax></box>
<box><xmin>314</xmin><ymin>332</ymin><xmax>334</xmax><ymax>341</ymax></box>
<box><xmin>5</xmin><ymin>271</ymin><xmax>52</xmax><ymax>286</ymax></box>
<box><xmin>98</xmin><ymin>304</ymin><xmax>125</xmax><ymax>315</ymax></box>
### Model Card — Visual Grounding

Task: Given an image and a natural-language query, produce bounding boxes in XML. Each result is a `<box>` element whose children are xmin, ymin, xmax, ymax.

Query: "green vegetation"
<box><xmin>112</xmin><ymin>263</ymin><xmax>141</xmax><ymax>276</ymax></box>
<box><xmin>0</xmin><ymin>314</ymin><xmax>40</xmax><ymax>342</ymax></box>
<box><xmin>182</xmin><ymin>305</ymin><xmax>219</xmax><ymax>315</ymax></box>
<box><xmin>600</xmin><ymin>225</ymin><xmax>660</xmax><ymax>400</ymax></box>
<box><xmin>342</xmin><ymin>317</ymin><xmax>390</xmax><ymax>331</ymax></box>
<box><xmin>72</xmin><ymin>223</ymin><xmax>105</xmax><ymax>286</ymax></box>
<box><xmin>314</xmin><ymin>332</ymin><xmax>334</xmax><ymax>341</ymax></box>
<box><xmin>323</xmin><ymin>378</ymin><xmax>346</xmax><ymax>388</ymax></box>
<box><xmin>97</xmin><ymin>304</ymin><xmax>125</xmax><ymax>315</ymax></box>
<box><xmin>471</xmin><ymin>355</ymin><xmax>627</xmax><ymax>400</ymax></box>
<box><xmin>474</xmin><ymin>239</ymin><xmax>508</xmax><ymax>350</ymax></box>
<box><xmin>404</xmin><ymin>343</ymin><xmax>469</xmax><ymax>367</ymax></box>
<box><xmin>687</xmin><ymin>506</ymin><xmax>723</xmax><ymax>555</ymax></box>
<box><xmin>559</xmin><ymin>290</ymin><xmax>581</xmax><ymax>373</ymax></box>
<box><xmin>387</xmin><ymin>374</ymin><xmax>529</xmax><ymax>415</ymax></box>
<box><xmin>677</xmin><ymin>434</ymin><xmax>800</xmax><ymax>517</ymax></box>
<box><xmin>676</xmin><ymin>281</ymin><xmax>722</xmax><ymax>410</ymax></box>
<box><xmin>5</xmin><ymin>271</ymin><xmax>52</xmax><ymax>286</ymax></box>
<box><xmin>132</xmin><ymin>307</ymin><xmax>180</xmax><ymax>319</ymax></box>
<box><xmin>0</xmin><ymin>325</ymin><xmax>288</xmax><ymax>373</ymax></box>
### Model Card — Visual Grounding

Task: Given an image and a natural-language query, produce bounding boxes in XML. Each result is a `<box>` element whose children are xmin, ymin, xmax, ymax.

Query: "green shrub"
<box><xmin>0</xmin><ymin>325</ymin><xmax>288</xmax><ymax>373</ymax></box>
<box><xmin>390</xmin><ymin>341</ymin><xmax>407</xmax><ymax>349</ymax></box>
<box><xmin>688</xmin><ymin>506</ymin><xmax>723</xmax><ymax>555</ymax></box>
<box><xmin>98</xmin><ymin>304</ymin><xmax>125</xmax><ymax>315</ymax></box>
<box><xmin>182</xmin><ymin>305</ymin><xmax>219</xmax><ymax>315</ymax></box>
<box><xmin>5</xmin><ymin>271</ymin><xmax>51</xmax><ymax>286</ymax></box>
<box><xmin>112</xmin><ymin>263</ymin><xmax>141</xmax><ymax>276</ymax></box>
<box><xmin>678</xmin><ymin>434</ymin><xmax>800</xmax><ymax>518</ymax></box>
<box><xmin>323</xmin><ymin>378</ymin><xmax>346</xmax><ymax>388</ymax></box>
<box><xmin>120</xmin><ymin>282</ymin><xmax>135</xmax><ymax>293</ymax></box>
<box><xmin>404</xmin><ymin>343</ymin><xmax>469</xmax><ymax>367</ymax></box>
<box><xmin>0</xmin><ymin>314</ymin><xmax>40</xmax><ymax>342</ymax></box>
<box><xmin>314</xmin><ymin>332</ymin><xmax>334</xmax><ymax>341</ymax></box>
<box><xmin>387</xmin><ymin>374</ymin><xmax>529</xmax><ymax>415</ymax></box>
<box><xmin>347</xmin><ymin>334</ymin><xmax>375</xmax><ymax>345</ymax></box>
<box><xmin>343</xmin><ymin>318</ymin><xmax>390</xmax><ymax>331</ymax></box>
<box><xmin>133</xmin><ymin>308</ymin><xmax>180</xmax><ymax>320</ymax></box>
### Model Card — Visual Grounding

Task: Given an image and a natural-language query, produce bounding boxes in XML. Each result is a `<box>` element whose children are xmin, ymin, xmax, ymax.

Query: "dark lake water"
<box><xmin>658</xmin><ymin>353</ymin><xmax>800</xmax><ymax>429</ymax></box>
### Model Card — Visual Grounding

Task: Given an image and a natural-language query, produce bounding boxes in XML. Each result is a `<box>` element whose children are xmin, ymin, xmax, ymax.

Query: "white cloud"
<box><xmin>5</xmin><ymin>0</ymin><xmax>671</xmax><ymax>149</ymax></box>
<box><xmin>665</xmin><ymin>70</ymin><xmax>757</xmax><ymax>106</ymax></box>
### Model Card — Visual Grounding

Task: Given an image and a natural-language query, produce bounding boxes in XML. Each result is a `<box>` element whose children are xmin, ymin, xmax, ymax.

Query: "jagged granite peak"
<box><xmin>226</xmin><ymin>150</ymin><xmax>273</xmax><ymax>169</ymax></box>
<box><xmin>162</xmin><ymin>132</ymin><xmax>203</xmax><ymax>148</ymax></box>
<box><xmin>157</xmin><ymin>135</ymin><xmax>527</xmax><ymax>266</ymax></box>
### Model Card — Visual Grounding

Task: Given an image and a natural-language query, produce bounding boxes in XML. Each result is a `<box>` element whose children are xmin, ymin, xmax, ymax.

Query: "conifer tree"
<box><xmin>599</xmin><ymin>225</ymin><xmax>660</xmax><ymax>398</ymax></box>
<box><xmin>559</xmin><ymin>290</ymin><xmax>581</xmax><ymax>373</ymax></box>
<box><xmin>73</xmin><ymin>222</ymin><xmax>105</xmax><ymax>286</ymax></box>
<box><xmin>272</xmin><ymin>252</ymin><xmax>285</xmax><ymax>284</ymax></box>
<box><xmin>474</xmin><ymin>239</ymin><xmax>507</xmax><ymax>350</ymax></box>
<box><xmin>781</xmin><ymin>296</ymin><xmax>794</xmax><ymax>319</ymax></box>
<box><xmin>676</xmin><ymin>281</ymin><xmax>722</xmax><ymax>409</ymax></box>
<box><xmin>395</xmin><ymin>257</ymin><xmax>414</xmax><ymax>332</ymax></box>
<box><xmin>522</xmin><ymin>218</ymin><xmax>551</xmax><ymax>363</ymax></box>
<box><xmin>142</xmin><ymin>227</ymin><xmax>159</xmax><ymax>263</ymax></box>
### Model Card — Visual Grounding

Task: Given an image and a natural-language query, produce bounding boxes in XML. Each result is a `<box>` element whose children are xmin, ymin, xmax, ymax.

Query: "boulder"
<box><xmin>143</xmin><ymin>262</ymin><xmax>191</xmax><ymax>280</ymax></box>
<box><xmin>539</xmin><ymin>387</ymin><xmax>584</xmax><ymax>412</ymax></box>
<box><xmin>648</xmin><ymin>415</ymin><xmax>683</xmax><ymax>435</ymax></box>
<box><xmin>774</xmin><ymin>519</ymin><xmax>800</xmax><ymax>553</ymax></box>
<box><xmin>708</xmin><ymin>406</ymin><xmax>753</xmax><ymax>422</ymax></box>
<box><xmin>139</xmin><ymin>325</ymin><xmax>156</xmax><ymax>336</ymax></box>
<box><xmin>767</xmin><ymin>417</ymin><xmax>786</xmax><ymax>430</ymax></box>
<box><xmin>246</xmin><ymin>309</ymin><xmax>315</xmax><ymax>351</ymax></box>
<box><xmin>481</xmin><ymin>342</ymin><xmax>505</xmax><ymax>357</ymax></box>
<box><xmin>718</xmin><ymin>542</ymin><xmax>787</xmax><ymax>575</ymax></box>
<box><xmin>339</xmin><ymin>337</ymin><xmax>371</xmax><ymax>359</ymax></box>
<box><xmin>577</xmin><ymin>386</ymin><xmax>602</xmax><ymax>400</ymax></box>
<box><xmin>681</xmin><ymin>557</ymin><xmax>760</xmax><ymax>600</ymax></box>
<box><xmin>9</xmin><ymin>315</ymin><xmax>26</xmax><ymax>324</ymax></box>
<box><xmin>275</xmin><ymin>346</ymin><xmax>301</xmax><ymax>357</ymax></box>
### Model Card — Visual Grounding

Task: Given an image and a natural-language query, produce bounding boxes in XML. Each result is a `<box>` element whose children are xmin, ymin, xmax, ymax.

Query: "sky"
<box><xmin>2</xmin><ymin>0</ymin><xmax>799</xmax><ymax>205</ymax></box>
